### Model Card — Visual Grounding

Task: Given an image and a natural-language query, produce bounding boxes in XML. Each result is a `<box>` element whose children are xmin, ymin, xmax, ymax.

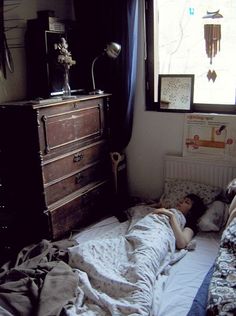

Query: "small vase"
<box><xmin>63</xmin><ymin>67</ymin><xmax>71</xmax><ymax>97</ymax></box>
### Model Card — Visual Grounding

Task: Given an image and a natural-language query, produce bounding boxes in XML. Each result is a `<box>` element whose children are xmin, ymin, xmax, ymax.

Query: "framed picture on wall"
<box><xmin>157</xmin><ymin>74</ymin><xmax>194</xmax><ymax>112</ymax></box>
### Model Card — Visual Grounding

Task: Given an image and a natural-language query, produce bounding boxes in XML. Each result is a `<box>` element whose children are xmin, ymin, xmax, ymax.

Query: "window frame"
<box><xmin>145</xmin><ymin>0</ymin><xmax>236</xmax><ymax>114</ymax></box>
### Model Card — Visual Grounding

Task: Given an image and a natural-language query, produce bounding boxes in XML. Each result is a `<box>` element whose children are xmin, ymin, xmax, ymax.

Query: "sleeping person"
<box><xmin>152</xmin><ymin>194</ymin><xmax>206</xmax><ymax>249</ymax></box>
<box><xmin>66</xmin><ymin>194</ymin><xmax>206</xmax><ymax>315</ymax></box>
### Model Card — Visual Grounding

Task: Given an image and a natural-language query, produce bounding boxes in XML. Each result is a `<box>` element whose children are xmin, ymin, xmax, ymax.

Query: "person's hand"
<box><xmin>152</xmin><ymin>208</ymin><xmax>174</xmax><ymax>221</ymax></box>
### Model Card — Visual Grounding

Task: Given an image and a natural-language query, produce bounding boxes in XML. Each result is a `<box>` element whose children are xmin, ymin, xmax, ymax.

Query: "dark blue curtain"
<box><xmin>73</xmin><ymin>0</ymin><xmax>139</xmax><ymax>152</ymax></box>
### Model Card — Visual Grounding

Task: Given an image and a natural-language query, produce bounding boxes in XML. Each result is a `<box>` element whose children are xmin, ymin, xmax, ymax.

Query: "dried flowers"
<box><xmin>54</xmin><ymin>37</ymin><xmax>76</xmax><ymax>69</ymax></box>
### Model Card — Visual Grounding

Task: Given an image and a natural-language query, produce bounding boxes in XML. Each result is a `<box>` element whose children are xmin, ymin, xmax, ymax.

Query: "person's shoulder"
<box><xmin>185</xmin><ymin>214</ymin><xmax>198</xmax><ymax>235</ymax></box>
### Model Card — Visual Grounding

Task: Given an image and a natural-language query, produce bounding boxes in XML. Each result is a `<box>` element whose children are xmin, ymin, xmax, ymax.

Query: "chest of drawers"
<box><xmin>0</xmin><ymin>94</ymin><xmax>113</xmax><ymax>263</ymax></box>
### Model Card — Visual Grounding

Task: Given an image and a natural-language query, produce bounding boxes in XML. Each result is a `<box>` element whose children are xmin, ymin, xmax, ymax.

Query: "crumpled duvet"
<box><xmin>0</xmin><ymin>239</ymin><xmax>78</xmax><ymax>316</ymax></box>
<box><xmin>67</xmin><ymin>208</ymin><xmax>186</xmax><ymax>315</ymax></box>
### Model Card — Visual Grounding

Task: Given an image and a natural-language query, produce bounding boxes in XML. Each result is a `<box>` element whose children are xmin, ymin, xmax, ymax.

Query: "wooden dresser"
<box><xmin>0</xmin><ymin>94</ymin><xmax>113</xmax><ymax>263</ymax></box>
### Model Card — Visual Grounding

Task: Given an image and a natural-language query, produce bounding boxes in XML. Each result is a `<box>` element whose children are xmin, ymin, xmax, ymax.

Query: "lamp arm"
<box><xmin>90</xmin><ymin>43</ymin><xmax>120</xmax><ymax>94</ymax></box>
<box><xmin>91</xmin><ymin>54</ymin><xmax>103</xmax><ymax>91</ymax></box>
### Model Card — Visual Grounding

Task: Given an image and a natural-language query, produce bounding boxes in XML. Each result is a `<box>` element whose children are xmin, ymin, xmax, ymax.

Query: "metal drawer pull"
<box><xmin>75</xmin><ymin>173</ymin><xmax>84</xmax><ymax>184</ymax></box>
<box><xmin>81</xmin><ymin>193</ymin><xmax>89</xmax><ymax>206</ymax></box>
<box><xmin>4</xmin><ymin>246</ymin><xmax>11</xmax><ymax>250</ymax></box>
<box><xmin>73</xmin><ymin>153</ymin><xmax>84</xmax><ymax>162</ymax></box>
<box><xmin>0</xmin><ymin>225</ymin><xmax>8</xmax><ymax>230</ymax></box>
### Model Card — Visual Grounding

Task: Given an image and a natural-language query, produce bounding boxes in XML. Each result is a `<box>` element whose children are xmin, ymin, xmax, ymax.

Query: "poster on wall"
<box><xmin>183</xmin><ymin>113</ymin><xmax>236</xmax><ymax>160</ymax></box>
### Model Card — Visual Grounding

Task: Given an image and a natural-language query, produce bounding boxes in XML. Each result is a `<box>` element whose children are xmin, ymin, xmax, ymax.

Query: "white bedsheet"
<box><xmin>67</xmin><ymin>208</ymin><xmax>187</xmax><ymax>315</ymax></box>
<box><xmin>155</xmin><ymin>231</ymin><xmax>221</xmax><ymax>316</ymax></box>
<box><xmin>69</xmin><ymin>212</ymin><xmax>220</xmax><ymax>316</ymax></box>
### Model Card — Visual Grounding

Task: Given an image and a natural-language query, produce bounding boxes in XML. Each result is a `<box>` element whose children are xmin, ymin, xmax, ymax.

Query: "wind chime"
<box><xmin>203</xmin><ymin>10</ymin><xmax>223</xmax><ymax>82</ymax></box>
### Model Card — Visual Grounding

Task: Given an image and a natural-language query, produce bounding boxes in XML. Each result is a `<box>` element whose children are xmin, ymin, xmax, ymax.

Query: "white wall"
<box><xmin>126</xmin><ymin>79</ymin><xmax>185</xmax><ymax>200</ymax></box>
<box><xmin>0</xmin><ymin>0</ymin><xmax>74</xmax><ymax>103</ymax></box>
<box><xmin>126</xmin><ymin>5</ymin><xmax>186</xmax><ymax>200</ymax></box>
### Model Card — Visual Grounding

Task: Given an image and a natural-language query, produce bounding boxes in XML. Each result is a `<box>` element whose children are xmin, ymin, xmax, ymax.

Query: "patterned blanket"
<box><xmin>67</xmin><ymin>206</ymin><xmax>186</xmax><ymax>315</ymax></box>
<box><xmin>207</xmin><ymin>218</ymin><xmax>236</xmax><ymax>315</ymax></box>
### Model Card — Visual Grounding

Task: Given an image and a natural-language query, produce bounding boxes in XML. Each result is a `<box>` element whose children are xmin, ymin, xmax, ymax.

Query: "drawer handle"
<box><xmin>4</xmin><ymin>245</ymin><xmax>12</xmax><ymax>251</ymax></box>
<box><xmin>74</xmin><ymin>102</ymin><xmax>80</xmax><ymax>109</ymax></box>
<box><xmin>75</xmin><ymin>173</ymin><xmax>84</xmax><ymax>184</ymax></box>
<box><xmin>0</xmin><ymin>225</ymin><xmax>8</xmax><ymax>230</ymax></box>
<box><xmin>81</xmin><ymin>193</ymin><xmax>89</xmax><ymax>206</ymax></box>
<box><xmin>73</xmin><ymin>153</ymin><xmax>84</xmax><ymax>162</ymax></box>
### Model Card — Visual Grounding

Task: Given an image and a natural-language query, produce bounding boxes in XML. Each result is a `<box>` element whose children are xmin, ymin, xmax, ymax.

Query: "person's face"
<box><xmin>176</xmin><ymin>197</ymin><xmax>193</xmax><ymax>214</ymax></box>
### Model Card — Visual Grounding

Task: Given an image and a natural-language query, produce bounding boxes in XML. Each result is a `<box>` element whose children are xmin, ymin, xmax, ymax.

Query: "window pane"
<box><xmin>155</xmin><ymin>0</ymin><xmax>236</xmax><ymax>105</ymax></box>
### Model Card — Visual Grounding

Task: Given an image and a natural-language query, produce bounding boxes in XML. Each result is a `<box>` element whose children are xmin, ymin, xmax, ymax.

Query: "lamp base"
<box><xmin>89</xmin><ymin>89</ymin><xmax>104</xmax><ymax>95</ymax></box>
<box><xmin>62</xmin><ymin>95</ymin><xmax>77</xmax><ymax>100</ymax></box>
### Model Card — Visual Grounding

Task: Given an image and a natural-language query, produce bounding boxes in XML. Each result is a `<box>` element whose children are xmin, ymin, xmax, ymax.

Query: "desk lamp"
<box><xmin>90</xmin><ymin>42</ymin><xmax>121</xmax><ymax>95</ymax></box>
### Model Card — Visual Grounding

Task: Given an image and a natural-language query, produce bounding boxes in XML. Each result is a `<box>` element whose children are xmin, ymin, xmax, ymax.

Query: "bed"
<box><xmin>70</xmin><ymin>215</ymin><xmax>222</xmax><ymax>316</ymax></box>
<box><xmin>0</xmin><ymin>155</ymin><xmax>235</xmax><ymax>316</ymax></box>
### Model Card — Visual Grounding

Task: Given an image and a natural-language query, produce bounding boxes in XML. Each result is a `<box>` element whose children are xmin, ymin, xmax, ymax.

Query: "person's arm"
<box><xmin>148</xmin><ymin>200</ymin><xmax>163</xmax><ymax>208</ymax></box>
<box><xmin>153</xmin><ymin>208</ymin><xmax>194</xmax><ymax>249</ymax></box>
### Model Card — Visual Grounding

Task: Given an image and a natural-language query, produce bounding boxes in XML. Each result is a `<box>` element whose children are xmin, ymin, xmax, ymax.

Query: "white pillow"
<box><xmin>198</xmin><ymin>200</ymin><xmax>227</xmax><ymax>232</ymax></box>
<box><xmin>161</xmin><ymin>178</ymin><xmax>222</xmax><ymax>209</ymax></box>
<box><xmin>229</xmin><ymin>195</ymin><xmax>236</xmax><ymax>214</ymax></box>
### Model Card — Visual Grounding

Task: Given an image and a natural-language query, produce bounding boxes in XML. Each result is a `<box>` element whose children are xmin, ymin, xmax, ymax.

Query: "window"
<box><xmin>145</xmin><ymin>0</ymin><xmax>236</xmax><ymax>113</ymax></box>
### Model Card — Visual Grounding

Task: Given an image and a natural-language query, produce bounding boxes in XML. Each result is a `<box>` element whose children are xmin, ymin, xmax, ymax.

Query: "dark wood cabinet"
<box><xmin>0</xmin><ymin>94</ymin><xmax>113</xmax><ymax>264</ymax></box>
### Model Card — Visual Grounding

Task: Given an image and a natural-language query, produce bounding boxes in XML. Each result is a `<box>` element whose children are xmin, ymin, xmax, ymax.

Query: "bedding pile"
<box><xmin>0</xmin><ymin>239</ymin><xmax>78</xmax><ymax>316</ymax></box>
<box><xmin>0</xmin><ymin>205</ymin><xmax>187</xmax><ymax>316</ymax></box>
<box><xmin>206</xmin><ymin>217</ymin><xmax>236</xmax><ymax>315</ymax></box>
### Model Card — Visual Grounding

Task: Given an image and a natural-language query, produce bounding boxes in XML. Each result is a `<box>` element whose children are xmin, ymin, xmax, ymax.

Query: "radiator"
<box><xmin>164</xmin><ymin>155</ymin><xmax>236</xmax><ymax>189</ymax></box>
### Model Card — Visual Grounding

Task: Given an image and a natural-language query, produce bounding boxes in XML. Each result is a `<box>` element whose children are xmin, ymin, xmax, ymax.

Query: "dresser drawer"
<box><xmin>43</xmin><ymin>140</ymin><xmax>108</xmax><ymax>184</ymax></box>
<box><xmin>48</xmin><ymin>180</ymin><xmax>112</xmax><ymax>240</ymax></box>
<box><xmin>39</xmin><ymin>98</ymin><xmax>106</xmax><ymax>159</ymax></box>
<box><xmin>45</xmin><ymin>160</ymin><xmax>110</xmax><ymax>204</ymax></box>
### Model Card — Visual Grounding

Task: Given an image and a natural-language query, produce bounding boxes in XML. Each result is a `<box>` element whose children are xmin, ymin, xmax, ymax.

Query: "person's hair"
<box><xmin>185</xmin><ymin>193</ymin><xmax>206</xmax><ymax>220</ymax></box>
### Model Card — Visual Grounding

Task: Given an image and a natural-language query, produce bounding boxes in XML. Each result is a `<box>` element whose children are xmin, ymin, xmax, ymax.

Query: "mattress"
<box><xmin>156</xmin><ymin>231</ymin><xmax>221</xmax><ymax>316</ymax></box>
<box><xmin>72</xmin><ymin>216</ymin><xmax>221</xmax><ymax>316</ymax></box>
<box><xmin>72</xmin><ymin>216</ymin><xmax>126</xmax><ymax>243</ymax></box>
